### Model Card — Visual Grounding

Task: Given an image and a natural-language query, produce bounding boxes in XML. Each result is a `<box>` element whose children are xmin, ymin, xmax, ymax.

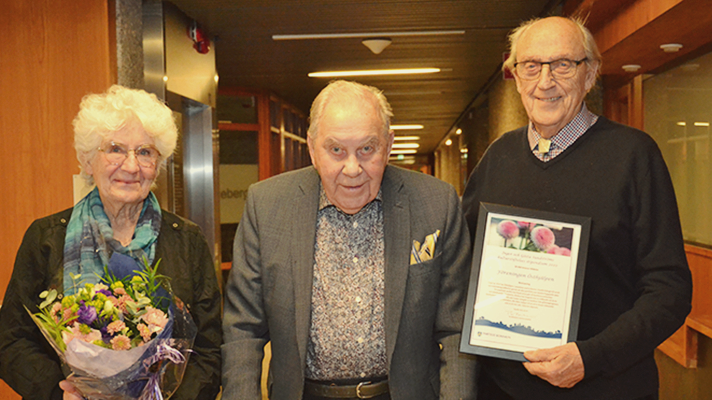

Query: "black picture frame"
<box><xmin>460</xmin><ymin>203</ymin><xmax>591</xmax><ymax>362</ymax></box>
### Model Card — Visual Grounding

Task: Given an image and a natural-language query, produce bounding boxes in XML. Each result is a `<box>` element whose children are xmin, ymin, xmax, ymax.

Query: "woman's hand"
<box><xmin>59</xmin><ymin>380</ymin><xmax>84</xmax><ymax>400</ymax></box>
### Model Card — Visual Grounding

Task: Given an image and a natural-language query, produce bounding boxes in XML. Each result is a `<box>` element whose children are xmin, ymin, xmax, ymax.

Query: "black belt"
<box><xmin>304</xmin><ymin>378</ymin><xmax>389</xmax><ymax>399</ymax></box>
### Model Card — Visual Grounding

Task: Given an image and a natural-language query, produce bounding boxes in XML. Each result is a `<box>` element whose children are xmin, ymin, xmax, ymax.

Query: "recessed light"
<box><xmin>445</xmin><ymin>139</ymin><xmax>452</xmax><ymax>146</ymax></box>
<box><xmin>273</xmin><ymin>30</ymin><xmax>465</xmax><ymax>41</ymax></box>
<box><xmin>391</xmin><ymin>124</ymin><xmax>424</xmax><ymax>130</ymax></box>
<box><xmin>391</xmin><ymin>149</ymin><xmax>418</xmax><ymax>154</ymax></box>
<box><xmin>392</xmin><ymin>143</ymin><xmax>420</xmax><ymax>149</ymax></box>
<box><xmin>308</xmin><ymin>68</ymin><xmax>440</xmax><ymax>78</ymax></box>
<box><xmin>394</xmin><ymin>136</ymin><xmax>420</xmax><ymax>141</ymax></box>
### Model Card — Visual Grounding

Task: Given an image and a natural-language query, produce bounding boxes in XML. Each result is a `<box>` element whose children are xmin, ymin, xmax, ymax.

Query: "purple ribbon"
<box><xmin>138</xmin><ymin>343</ymin><xmax>186</xmax><ymax>400</ymax></box>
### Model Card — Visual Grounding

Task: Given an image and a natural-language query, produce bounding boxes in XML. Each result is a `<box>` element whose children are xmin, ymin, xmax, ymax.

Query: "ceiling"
<box><xmin>168</xmin><ymin>0</ymin><xmax>560</xmax><ymax>153</ymax></box>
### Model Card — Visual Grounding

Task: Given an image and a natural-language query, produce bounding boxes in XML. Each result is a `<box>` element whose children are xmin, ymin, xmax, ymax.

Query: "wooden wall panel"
<box><xmin>0</xmin><ymin>0</ymin><xmax>113</xmax><ymax>396</ymax></box>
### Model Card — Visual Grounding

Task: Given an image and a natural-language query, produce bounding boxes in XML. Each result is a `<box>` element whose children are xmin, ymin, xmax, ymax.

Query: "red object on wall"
<box><xmin>188</xmin><ymin>21</ymin><xmax>210</xmax><ymax>54</ymax></box>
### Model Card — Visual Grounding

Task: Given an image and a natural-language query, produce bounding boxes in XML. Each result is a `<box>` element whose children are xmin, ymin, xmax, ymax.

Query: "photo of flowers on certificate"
<box><xmin>460</xmin><ymin>203</ymin><xmax>591</xmax><ymax>362</ymax></box>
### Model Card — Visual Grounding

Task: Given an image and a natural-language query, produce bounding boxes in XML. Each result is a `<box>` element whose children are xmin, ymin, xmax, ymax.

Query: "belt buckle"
<box><xmin>356</xmin><ymin>381</ymin><xmax>372</xmax><ymax>399</ymax></box>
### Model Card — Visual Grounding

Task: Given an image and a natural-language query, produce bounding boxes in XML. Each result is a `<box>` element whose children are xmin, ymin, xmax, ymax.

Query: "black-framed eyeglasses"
<box><xmin>97</xmin><ymin>141</ymin><xmax>161</xmax><ymax>168</ymax></box>
<box><xmin>513</xmin><ymin>58</ymin><xmax>588</xmax><ymax>80</ymax></box>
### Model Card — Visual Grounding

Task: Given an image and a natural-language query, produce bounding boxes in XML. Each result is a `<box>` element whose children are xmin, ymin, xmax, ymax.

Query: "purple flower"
<box><xmin>496</xmin><ymin>220</ymin><xmax>520</xmax><ymax>240</ymax></box>
<box><xmin>531</xmin><ymin>226</ymin><xmax>555</xmax><ymax>251</ymax></box>
<box><xmin>77</xmin><ymin>303</ymin><xmax>98</xmax><ymax>325</ymax></box>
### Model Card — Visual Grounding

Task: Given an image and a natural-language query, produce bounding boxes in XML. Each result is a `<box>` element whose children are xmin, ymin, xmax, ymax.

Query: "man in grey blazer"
<box><xmin>222</xmin><ymin>80</ymin><xmax>477</xmax><ymax>400</ymax></box>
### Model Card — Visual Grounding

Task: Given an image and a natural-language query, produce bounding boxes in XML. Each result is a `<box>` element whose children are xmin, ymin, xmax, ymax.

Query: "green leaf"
<box><xmin>38</xmin><ymin>289</ymin><xmax>57</xmax><ymax>309</ymax></box>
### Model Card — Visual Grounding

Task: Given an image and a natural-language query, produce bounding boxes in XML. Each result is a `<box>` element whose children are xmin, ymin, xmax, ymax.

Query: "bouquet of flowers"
<box><xmin>26</xmin><ymin>255</ymin><xmax>196</xmax><ymax>400</ymax></box>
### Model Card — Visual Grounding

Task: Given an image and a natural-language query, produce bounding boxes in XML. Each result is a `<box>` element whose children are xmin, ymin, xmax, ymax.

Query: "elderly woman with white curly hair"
<box><xmin>0</xmin><ymin>85</ymin><xmax>222</xmax><ymax>400</ymax></box>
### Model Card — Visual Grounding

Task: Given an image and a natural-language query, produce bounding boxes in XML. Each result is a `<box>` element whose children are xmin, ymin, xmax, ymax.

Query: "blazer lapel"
<box><xmin>381</xmin><ymin>166</ymin><xmax>411</xmax><ymax>364</ymax></box>
<box><xmin>292</xmin><ymin>168</ymin><xmax>320</xmax><ymax>365</ymax></box>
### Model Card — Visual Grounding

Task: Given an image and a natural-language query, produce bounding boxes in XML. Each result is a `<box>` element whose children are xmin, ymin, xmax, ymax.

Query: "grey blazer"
<box><xmin>222</xmin><ymin>166</ymin><xmax>477</xmax><ymax>400</ymax></box>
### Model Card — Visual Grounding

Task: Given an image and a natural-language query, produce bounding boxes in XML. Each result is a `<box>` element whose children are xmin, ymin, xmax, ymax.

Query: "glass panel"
<box><xmin>283</xmin><ymin>108</ymin><xmax>293</xmax><ymax>134</ymax></box>
<box><xmin>644</xmin><ymin>52</ymin><xmax>712</xmax><ymax>245</ymax></box>
<box><xmin>217</xmin><ymin>94</ymin><xmax>258</xmax><ymax>124</ymax></box>
<box><xmin>219</xmin><ymin>130</ymin><xmax>259</xmax><ymax>262</ymax></box>
<box><xmin>270</xmin><ymin>99</ymin><xmax>280</xmax><ymax>129</ymax></box>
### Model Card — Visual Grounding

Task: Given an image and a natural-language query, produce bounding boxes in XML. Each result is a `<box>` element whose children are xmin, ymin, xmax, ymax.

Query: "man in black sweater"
<box><xmin>462</xmin><ymin>16</ymin><xmax>692</xmax><ymax>400</ymax></box>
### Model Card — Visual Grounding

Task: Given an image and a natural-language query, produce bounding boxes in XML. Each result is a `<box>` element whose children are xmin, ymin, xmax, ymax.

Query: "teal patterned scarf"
<box><xmin>63</xmin><ymin>187</ymin><xmax>161</xmax><ymax>294</ymax></box>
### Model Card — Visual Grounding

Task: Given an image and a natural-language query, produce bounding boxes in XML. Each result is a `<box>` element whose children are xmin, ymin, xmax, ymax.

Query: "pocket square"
<box><xmin>410</xmin><ymin>230</ymin><xmax>440</xmax><ymax>265</ymax></box>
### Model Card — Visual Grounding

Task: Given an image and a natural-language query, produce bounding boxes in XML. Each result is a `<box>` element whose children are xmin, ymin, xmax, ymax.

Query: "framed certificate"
<box><xmin>460</xmin><ymin>203</ymin><xmax>591</xmax><ymax>361</ymax></box>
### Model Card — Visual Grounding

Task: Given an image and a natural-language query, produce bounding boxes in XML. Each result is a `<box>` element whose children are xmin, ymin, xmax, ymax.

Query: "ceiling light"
<box><xmin>391</xmin><ymin>124</ymin><xmax>424</xmax><ymax>130</ymax></box>
<box><xmin>394</xmin><ymin>136</ymin><xmax>420</xmax><ymax>141</ymax></box>
<box><xmin>677</xmin><ymin>122</ymin><xmax>686</xmax><ymax>126</ymax></box>
<box><xmin>362</xmin><ymin>38</ymin><xmax>391</xmax><ymax>54</ymax></box>
<box><xmin>445</xmin><ymin>139</ymin><xmax>452</xmax><ymax>146</ymax></box>
<box><xmin>392</xmin><ymin>143</ymin><xmax>420</xmax><ymax>149</ymax></box>
<box><xmin>390</xmin><ymin>155</ymin><xmax>415</xmax><ymax>160</ymax></box>
<box><xmin>622</xmin><ymin>64</ymin><xmax>641</xmax><ymax>73</ymax></box>
<box><xmin>273</xmin><ymin>30</ymin><xmax>465</xmax><ymax>40</ymax></box>
<box><xmin>308</xmin><ymin>68</ymin><xmax>440</xmax><ymax>78</ymax></box>
<box><xmin>391</xmin><ymin>149</ymin><xmax>418</xmax><ymax>154</ymax></box>
<box><xmin>455</xmin><ymin>128</ymin><xmax>462</xmax><ymax>135</ymax></box>
<box><xmin>694</xmin><ymin>122</ymin><xmax>710</xmax><ymax>127</ymax></box>
<box><xmin>660</xmin><ymin>43</ymin><xmax>683</xmax><ymax>53</ymax></box>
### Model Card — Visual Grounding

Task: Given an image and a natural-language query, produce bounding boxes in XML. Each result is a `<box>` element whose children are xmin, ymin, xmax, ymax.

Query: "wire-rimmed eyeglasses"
<box><xmin>513</xmin><ymin>58</ymin><xmax>588</xmax><ymax>80</ymax></box>
<box><xmin>97</xmin><ymin>142</ymin><xmax>161</xmax><ymax>168</ymax></box>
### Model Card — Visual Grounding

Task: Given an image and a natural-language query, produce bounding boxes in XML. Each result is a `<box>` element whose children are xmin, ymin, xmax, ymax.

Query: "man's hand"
<box><xmin>522</xmin><ymin>342</ymin><xmax>584</xmax><ymax>388</ymax></box>
<box><xmin>59</xmin><ymin>380</ymin><xmax>84</xmax><ymax>400</ymax></box>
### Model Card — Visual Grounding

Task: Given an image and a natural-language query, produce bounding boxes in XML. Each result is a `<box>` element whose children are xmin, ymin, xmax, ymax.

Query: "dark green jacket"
<box><xmin>0</xmin><ymin>208</ymin><xmax>222</xmax><ymax>400</ymax></box>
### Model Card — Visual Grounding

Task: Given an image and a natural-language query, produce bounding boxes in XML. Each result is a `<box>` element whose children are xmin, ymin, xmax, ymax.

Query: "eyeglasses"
<box><xmin>98</xmin><ymin>142</ymin><xmax>161</xmax><ymax>168</ymax></box>
<box><xmin>513</xmin><ymin>58</ymin><xmax>588</xmax><ymax>80</ymax></box>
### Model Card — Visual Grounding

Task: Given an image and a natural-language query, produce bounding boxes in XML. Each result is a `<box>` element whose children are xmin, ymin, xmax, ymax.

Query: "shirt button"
<box><xmin>360</xmin><ymin>372</ymin><xmax>366</xmax><ymax>378</ymax></box>
<box><xmin>357</xmin><ymin>337</ymin><xmax>364</xmax><ymax>344</ymax></box>
<box><xmin>355</xmin><ymin>296</ymin><xmax>362</xmax><ymax>303</ymax></box>
<box><xmin>353</xmin><ymin>257</ymin><xmax>358</xmax><ymax>264</ymax></box>
<box><xmin>353</xmin><ymin>221</ymin><xmax>358</xmax><ymax>228</ymax></box>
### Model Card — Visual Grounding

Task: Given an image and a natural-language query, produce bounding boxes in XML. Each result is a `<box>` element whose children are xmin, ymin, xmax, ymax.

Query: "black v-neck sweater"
<box><xmin>462</xmin><ymin>116</ymin><xmax>692</xmax><ymax>399</ymax></box>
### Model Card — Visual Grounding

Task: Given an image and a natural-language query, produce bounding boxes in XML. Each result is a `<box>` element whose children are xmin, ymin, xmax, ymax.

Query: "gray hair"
<box><xmin>73</xmin><ymin>85</ymin><xmax>178</xmax><ymax>185</ymax></box>
<box><xmin>503</xmin><ymin>16</ymin><xmax>602</xmax><ymax>77</ymax></box>
<box><xmin>308</xmin><ymin>80</ymin><xmax>394</xmax><ymax>138</ymax></box>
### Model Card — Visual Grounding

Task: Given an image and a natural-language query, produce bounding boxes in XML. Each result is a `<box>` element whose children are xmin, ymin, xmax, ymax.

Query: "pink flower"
<box><xmin>110</xmin><ymin>334</ymin><xmax>132</xmax><ymax>350</ymax></box>
<box><xmin>496</xmin><ymin>220</ymin><xmax>520</xmax><ymax>240</ymax></box>
<box><xmin>111</xmin><ymin>294</ymin><xmax>132</xmax><ymax>313</ymax></box>
<box><xmin>137</xmin><ymin>323</ymin><xmax>153</xmax><ymax>341</ymax></box>
<box><xmin>113</xmin><ymin>287</ymin><xmax>127</xmax><ymax>296</ymax></box>
<box><xmin>51</xmin><ymin>303</ymin><xmax>63</xmax><ymax>322</ymax></box>
<box><xmin>531</xmin><ymin>226</ymin><xmax>556</xmax><ymax>251</ymax></box>
<box><xmin>517</xmin><ymin>221</ymin><xmax>536</xmax><ymax>230</ymax></box>
<box><xmin>107</xmin><ymin>320</ymin><xmax>126</xmax><ymax>334</ymax></box>
<box><xmin>547</xmin><ymin>246</ymin><xmax>571</xmax><ymax>256</ymax></box>
<box><xmin>93</xmin><ymin>283</ymin><xmax>109</xmax><ymax>292</ymax></box>
<box><xmin>62</xmin><ymin>323</ymin><xmax>102</xmax><ymax>345</ymax></box>
<box><xmin>141</xmin><ymin>307</ymin><xmax>168</xmax><ymax>329</ymax></box>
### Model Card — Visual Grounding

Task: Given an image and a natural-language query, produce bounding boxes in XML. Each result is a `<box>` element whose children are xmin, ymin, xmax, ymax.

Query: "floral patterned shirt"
<box><xmin>305</xmin><ymin>187</ymin><xmax>387</xmax><ymax>381</ymax></box>
<box><xmin>528</xmin><ymin>102</ymin><xmax>599</xmax><ymax>161</ymax></box>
